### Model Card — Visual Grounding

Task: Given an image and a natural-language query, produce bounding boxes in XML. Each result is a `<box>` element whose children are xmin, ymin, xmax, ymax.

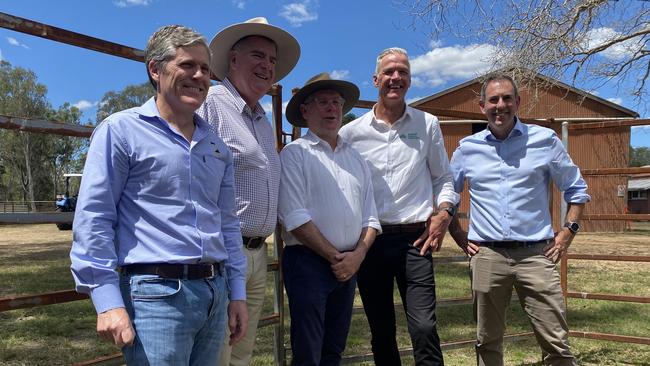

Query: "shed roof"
<box><xmin>411</xmin><ymin>70</ymin><xmax>639</xmax><ymax>118</ymax></box>
<box><xmin>628</xmin><ymin>178</ymin><xmax>650</xmax><ymax>191</ymax></box>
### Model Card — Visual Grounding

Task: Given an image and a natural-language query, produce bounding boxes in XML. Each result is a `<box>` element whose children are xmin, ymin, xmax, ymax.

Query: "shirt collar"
<box><xmin>369</xmin><ymin>103</ymin><xmax>412</xmax><ymax>127</ymax></box>
<box><xmin>222</xmin><ymin>77</ymin><xmax>266</xmax><ymax>120</ymax></box>
<box><xmin>303</xmin><ymin>130</ymin><xmax>348</xmax><ymax>150</ymax></box>
<box><xmin>135</xmin><ymin>97</ymin><xmax>210</xmax><ymax>141</ymax></box>
<box><xmin>483</xmin><ymin>117</ymin><xmax>525</xmax><ymax>142</ymax></box>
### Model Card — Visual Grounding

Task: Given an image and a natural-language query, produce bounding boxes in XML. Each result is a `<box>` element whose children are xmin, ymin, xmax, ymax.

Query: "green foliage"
<box><xmin>630</xmin><ymin>146</ymin><xmax>650</xmax><ymax>167</ymax></box>
<box><xmin>0</xmin><ymin>61</ymin><xmax>84</xmax><ymax>204</ymax></box>
<box><xmin>96</xmin><ymin>82</ymin><xmax>155</xmax><ymax>122</ymax></box>
<box><xmin>342</xmin><ymin>112</ymin><xmax>356</xmax><ymax>125</ymax></box>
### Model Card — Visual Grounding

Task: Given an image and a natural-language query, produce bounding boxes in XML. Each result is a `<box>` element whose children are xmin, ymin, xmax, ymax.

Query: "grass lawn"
<box><xmin>0</xmin><ymin>224</ymin><xmax>648</xmax><ymax>365</ymax></box>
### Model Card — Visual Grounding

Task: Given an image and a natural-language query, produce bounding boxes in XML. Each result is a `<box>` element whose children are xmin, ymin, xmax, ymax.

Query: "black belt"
<box><xmin>243</xmin><ymin>236</ymin><xmax>265</xmax><ymax>250</ymax></box>
<box><xmin>480</xmin><ymin>240</ymin><xmax>548</xmax><ymax>249</ymax></box>
<box><xmin>120</xmin><ymin>262</ymin><xmax>222</xmax><ymax>280</ymax></box>
<box><xmin>381</xmin><ymin>222</ymin><xmax>426</xmax><ymax>235</ymax></box>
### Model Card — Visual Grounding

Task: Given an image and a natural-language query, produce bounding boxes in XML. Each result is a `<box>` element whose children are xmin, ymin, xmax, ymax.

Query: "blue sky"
<box><xmin>1</xmin><ymin>0</ymin><xmax>648</xmax><ymax>146</ymax></box>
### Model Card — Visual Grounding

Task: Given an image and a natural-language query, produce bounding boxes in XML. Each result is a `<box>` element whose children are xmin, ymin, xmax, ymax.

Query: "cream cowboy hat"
<box><xmin>286</xmin><ymin>72</ymin><xmax>360</xmax><ymax>127</ymax></box>
<box><xmin>209</xmin><ymin>17</ymin><xmax>300</xmax><ymax>82</ymax></box>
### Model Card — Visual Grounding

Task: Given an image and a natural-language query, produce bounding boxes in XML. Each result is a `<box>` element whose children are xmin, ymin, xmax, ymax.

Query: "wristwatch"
<box><xmin>563</xmin><ymin>221</ymin><xmax>581</xmax><ymax>234</ymax></box>
<box><xmin>442</xmin><ymin>206</ymin><xmax>457</xmax><ymax>218</ymax></box>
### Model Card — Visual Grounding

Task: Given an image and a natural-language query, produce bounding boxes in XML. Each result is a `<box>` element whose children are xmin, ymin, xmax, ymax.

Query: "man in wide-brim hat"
<box><xmin>197</xmin><ymin>17</ymin><xmax>300</xmax><ymax>366</ymax></box>
<box><xmin>279</xmin><ymin>73</ymin><xmax>381</xmax><ymax>365</ymax></box>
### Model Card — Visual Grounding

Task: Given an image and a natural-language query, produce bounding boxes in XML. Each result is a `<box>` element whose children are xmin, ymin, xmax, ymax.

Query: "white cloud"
<box><xmin>232</xmin><ymin>0</ymin><xmax>246</xmax><ymax>9</ymax></box>
<box><xmin>0</xmin><ymin>49</ymin><xmax>3</xmax><ymax>61</ymax></box>
<box><xmin>279</xmin><ymin>1</ymin><xmax>318</xmax><ymax>27</ymax></box>
<box><xmin>6</xmin><ymin>37</ymin><xmax>29</xmax><ymax>49</ymax></box>
<box><xmin>114</xmin><ymin>0</ymin><xmax>152</xmax><ymax>8</ymax></box>
<box><xmin>583</xmin><ymin>27</ymin><xmax>642</xmax><ymax>61</ymax></box>
<box><xmin>261</xmin><ymin>101</ymin><xmax>289</xmax><ymax>116</ymax></box>
<box><xmin>73</xmin><ymin>100</ymin><xmax>98</xmax><ymax>110</ymax></box>
<box><xmin>262</xmin><ymin>101</ymin><xmax>273</xmax><ymax>115</ymax></box>
<box><xmin>607</xmin><ymin>97</ymin><xmax>623</xmax><ymax>105</ymax></box>
<box><xmin>330</xmin><ymin>70</ymin><xmax>350</xmax><ymax>80</ymax></box>
<box><xmin>410</xmin><ymin>43</ymin><xmax>497</xmax><ymax>88</ymax></box>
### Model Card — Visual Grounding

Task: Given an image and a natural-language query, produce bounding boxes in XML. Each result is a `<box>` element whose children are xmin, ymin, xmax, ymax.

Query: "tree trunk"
<box><xmin>22</xmin><ymin>132</ymin><xmax>36</xmax><ymax>212</ymax></box>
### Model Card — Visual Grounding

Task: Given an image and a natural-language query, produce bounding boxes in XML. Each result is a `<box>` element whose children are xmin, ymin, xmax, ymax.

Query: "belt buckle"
<box><xmin>209</xmin><ymin>264</ymin><xmax>215</xmax><ymax>278</ymax></box>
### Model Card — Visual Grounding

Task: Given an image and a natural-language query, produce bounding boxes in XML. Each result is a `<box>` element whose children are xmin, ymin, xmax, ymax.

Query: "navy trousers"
<box><xmin>282</xmin><ymin>245</ymin><xmax>357</xmax><ymax>366</ymax></box>
<box><xmin>357</xmin><ymin>232</ymin><xmax>444</xmax><ymax>365</ymax></box>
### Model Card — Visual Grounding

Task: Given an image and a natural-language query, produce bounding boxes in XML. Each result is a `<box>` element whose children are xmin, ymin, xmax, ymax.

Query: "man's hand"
<box><xmin>331</xmin><ymin>249</ymin><xmax>365</xmax><ymax>282</ymax></box>
<box><xmin>97</xmin><ymin>307</ymin><xmax>135</xmax><ymax>347</ymax></box>
<box><xmin>456</xmin><ymin>236</ymin><xmax>480</xmax><ymax>257</ymax></box>
<box><xmin>227</xmin><ymin>300</ymin><xmax>248</xmax><ymax>345</ymax></box>
<box><xmin>413</xmin><ymin>211</ymin><xmax>452</xmax><ymax>256</ymax></box>
<box><xmin>545</xmin><ymin>229</ymin><xmax>574</xmax><ymax>263</ymax></box>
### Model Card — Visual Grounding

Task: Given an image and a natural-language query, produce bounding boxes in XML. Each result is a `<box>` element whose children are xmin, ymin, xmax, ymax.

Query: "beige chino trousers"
<box><xmin>470</xmin><ymin>243</ymin><xmax>576</xmax><ymax>366</ymax></box>
<box><xmin>218</xmin><ymin>244</ymin><xmax>268</xmax><ymax>366</ymax></box>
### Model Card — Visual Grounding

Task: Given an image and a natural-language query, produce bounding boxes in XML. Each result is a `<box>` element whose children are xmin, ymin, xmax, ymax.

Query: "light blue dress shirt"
<box><xmin>70</xmin><ymin>97</ymin><xmax>246</xmax><ymax>314</ymax></box>
<box><xmin>450</xmin><ymin>119</ymin><xmax>591</xmax><ymax>242</ymax></box>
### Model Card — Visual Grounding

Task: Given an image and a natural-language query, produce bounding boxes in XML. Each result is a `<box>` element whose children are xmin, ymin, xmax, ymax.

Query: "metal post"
<box><xmin>270</xmin><ymin>83</ymin><xmax>286</xmax><ymax>366</ymax></box>
<box><xmin>560</xmin><ymin>121</ymin><xmax>569</xmax><ymax>300</ymax></box>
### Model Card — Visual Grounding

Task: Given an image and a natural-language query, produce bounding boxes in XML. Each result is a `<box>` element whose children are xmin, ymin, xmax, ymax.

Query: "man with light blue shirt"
<box><xmin>448</xmin><ymin>73</ymin><xmax>590</xmax><ymax>366</ymax></box>
<box><xmin>70</xmin><ymin>25</ymin><xmax>247</xmax><ymax>365</ymax></box>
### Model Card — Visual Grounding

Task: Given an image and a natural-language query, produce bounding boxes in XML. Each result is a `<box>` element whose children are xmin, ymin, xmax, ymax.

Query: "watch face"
<box><xmin>566</xmin><ymin>222</ymin><xmax>580</xmax><ymax>233</ymax></box>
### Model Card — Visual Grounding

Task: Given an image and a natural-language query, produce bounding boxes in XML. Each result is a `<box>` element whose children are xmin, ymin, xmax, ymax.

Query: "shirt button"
<box><xmin>193</xmin><ymin>176</ymin><xmax>198</xmax><ymax>180</ymax></box>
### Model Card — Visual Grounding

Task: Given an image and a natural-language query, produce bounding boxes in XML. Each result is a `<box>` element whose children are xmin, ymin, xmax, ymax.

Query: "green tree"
<box><xmin>342</xmin><ymin>112</ymin><xmax>357</xmax><ymax>125</ymax></box>
<box><xmin>0</xmin><ymin>61</ymin><xmax>53</xmax><ymax>209</ymax></box>
<box><xmin>47</xmin><ymin>103</ymin><xmax>85</xmax><ymax>197</ymax></box>
<box><xmin>96</xmin><ymin>82</ymin><xmax>155</xmax><ymax>122</ymax></box>
<box><xmin>630</xmin><ymin>146</ymin><xmax>650</xmax><ymax>167</ymax></box>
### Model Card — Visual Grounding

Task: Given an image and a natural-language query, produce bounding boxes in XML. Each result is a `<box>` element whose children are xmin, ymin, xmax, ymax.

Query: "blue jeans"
<box><xmin>119</xmin><ymin>273</ymin><xmax>228</xmax><ymax>365</ymax></box>
<box><xmin>283</xmin><ymin>245</ymin><xmax>357</xmax><ymax>366</ymax></box>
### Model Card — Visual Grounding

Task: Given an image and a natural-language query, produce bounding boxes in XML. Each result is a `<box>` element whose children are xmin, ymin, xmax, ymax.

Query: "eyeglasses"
<box><xmin>305</xmin><ymin>97</ymin><xmax>346</xmax><ymax>109</ymax></box>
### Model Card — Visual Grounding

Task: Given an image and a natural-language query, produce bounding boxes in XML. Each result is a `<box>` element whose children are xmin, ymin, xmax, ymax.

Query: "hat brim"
<box><xmin>209</xmin><ymin>22</ymin><xmax>300</xmax><ymax>83</ymax></box>
<box><xmin>286</xmin><ymin>80</ymin><xmax>360</xmax><ymax>127</ymax></box>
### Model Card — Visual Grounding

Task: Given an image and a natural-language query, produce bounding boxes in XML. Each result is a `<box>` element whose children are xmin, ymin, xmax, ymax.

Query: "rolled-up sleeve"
<box><xmin>549</xmin><ymin>136</ymin><xmax>591</xmax><ymax>203</ymax></box>
<box><xmin>218</xmin><ymin>150</ymin><xmax>247</xmax><ymax>301</ymax></box>
<box><xmin>278</xmin><ymin>145</ymin><xmax>312</xmax><ymax>231</ymax></box>
<box><xmin>428</xmin><ymin>119</ymin><xmax>460</xmax><ymax>206</ymax></box>
<box><xmin>70</xmin><ymin>120</ymin><xmax>129</xmax><ymax>314</ymax></box>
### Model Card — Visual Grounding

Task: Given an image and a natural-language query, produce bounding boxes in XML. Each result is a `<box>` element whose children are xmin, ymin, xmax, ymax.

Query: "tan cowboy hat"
<box><xmin>286</xmin><ymin>72</ymin><xmax>360</xmax><ymax>127</ymax></box>
<box><xmin>209</xmin><ymin>17</ymin><xmax>300</xmax><ymax>82</ymax></box>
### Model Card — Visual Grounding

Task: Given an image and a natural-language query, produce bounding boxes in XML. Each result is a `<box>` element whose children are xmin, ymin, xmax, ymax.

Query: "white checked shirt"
<box><xmin>197</xmin><ymin>78</ymin><xmax>280</xmax><ymax>238</ymax></box>
<box><xmin>278</xmin><ymin>131</ymin><xmax>381</xmax><ymax>251</ymax></box>
<box><xmin>339</xmin><ymin>105</ymin><xmax>459</xmax><ymax>224</ymax></box>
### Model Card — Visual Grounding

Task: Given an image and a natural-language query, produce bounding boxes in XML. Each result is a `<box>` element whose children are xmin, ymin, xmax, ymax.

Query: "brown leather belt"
<box><xmin>243</xmin><ymin>236</ymin><xmax>265</xmax><ymax>250</ymax></box>
<box><xmin>120</xmin><ymin>262</ymin><xmax>222</xmax><ymax>279</ymax></box>
<box><xmin>381</xmin><ymin>222</ymin><xmax>426</xmax><ymax>235</ymax></box>
<box><xmin>480</xmin><ymin>240</ymin><xmax>548</xmax><ymax>249</ymax></box>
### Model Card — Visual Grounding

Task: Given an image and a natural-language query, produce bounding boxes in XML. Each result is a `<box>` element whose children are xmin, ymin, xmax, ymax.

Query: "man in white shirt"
<box><xmin>279</xmin><ymin>73</ymin><xmax>382</xmax><ymax>365</ymax></box>
<box><xmin>339</xmin><ymin>48</ymin><xmax>459</xmax><ymax>366</ymax></box>
<box><xmin>197</xmin><ymin>17</ymin><xmax>300</xmax><ymax>366</ymax></box>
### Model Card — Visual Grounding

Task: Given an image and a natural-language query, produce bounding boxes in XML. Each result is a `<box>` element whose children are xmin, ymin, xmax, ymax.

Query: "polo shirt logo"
<box><xmin>400</xmin><ymin>133</ymin><xmax>420</xmax><ymax>140</ymax></box>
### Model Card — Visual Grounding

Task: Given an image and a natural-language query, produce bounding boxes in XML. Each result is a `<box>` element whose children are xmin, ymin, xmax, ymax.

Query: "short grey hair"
<box><xmin>145</xmin><ymin>25</ymin><xmax>210</xmax><ymax>89</ymax></box>
<box><xmin>480</xmin><ymin>72</ymin><xmax>519</xmax><ymax>102</ymax></box>
<box><xmin>375</xmin><ymin>47</ymin><xmax>409</xmax><ymax>75</ymax></box>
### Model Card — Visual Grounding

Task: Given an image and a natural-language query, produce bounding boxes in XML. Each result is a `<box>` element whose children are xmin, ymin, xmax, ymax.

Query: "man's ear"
<box><xmin>372</xmin><ymin>74</ymin><xmax>379</xmax><ymax>88</ymax></box>
<box><xmin>228</xmin><ymin>50</ymin><xmax>238</xmax><ymax>72</ymax></box>
<box><xmin>148</xmin><ymin>60</ymin><xmax>160</xmax><ymax>86</ymax></box>
<box><xmin>478</xmin><ymin>100</ymin><xmax>486</xmax><ymax>115</ymax></box>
